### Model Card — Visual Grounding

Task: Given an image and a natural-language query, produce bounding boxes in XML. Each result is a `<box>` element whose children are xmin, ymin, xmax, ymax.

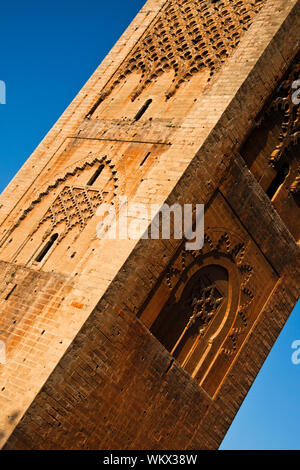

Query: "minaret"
<box><xmin>0</xmin><ymin>0</ymin><xmax>299</xmax><ymax>449</ymax></box>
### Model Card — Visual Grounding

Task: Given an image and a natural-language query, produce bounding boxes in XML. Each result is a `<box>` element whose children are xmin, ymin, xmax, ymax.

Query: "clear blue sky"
<box><xmin>0</xmin><ymin>0</ymin><xmax>299</xmax><ymax>450</ymax></box>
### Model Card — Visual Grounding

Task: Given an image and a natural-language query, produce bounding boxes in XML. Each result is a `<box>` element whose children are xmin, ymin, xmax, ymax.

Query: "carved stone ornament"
<box><xmin>93</xmin><ymin>0</ymin><xmax>266</xmax><ymax>104</ymax></box>
<box><xmin>139</xmin><ymin>229</ymin><xmax>255</xmax><ymax>394</ymax></box>
<box><xmin>259</xmin><ymin>51</ymin><xmax>300</xmax><ymax>194</ymax></box>
<box><xmin>0</xmin><ymin>156</ymin><xmax>118</xmax><ymax>250</ymax></box>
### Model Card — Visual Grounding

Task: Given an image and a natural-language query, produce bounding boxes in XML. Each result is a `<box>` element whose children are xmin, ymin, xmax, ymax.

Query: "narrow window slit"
<box><xmin>5</xmin><ymin>284</ymin><xmax>17</xmax><ymax>301</ymax></box>
<box><xmin>36</xmin><ymin>233</ymin><xmax>59</xmax><ymax>263</ymax></box>
<box><xmin>87</xmin><ymin>165</ymin><xmax>104</xmax><ymax>186</ymax></box>
<box><xmin>134</xmin><ymin>99</ymin><xmax>152</xmax><ymax>121</ymax></box>
<box><xmin>266</xmin><ymin>163</ymin><xmax>289</xmax><ymax>200</ymax></box>
<box><xmin>140</xmin><ymin>152</ymin><xmax>151</xmax><ymax>167</ymax></box>
<box><xmin>165</xmin><ymin>358</ymin><xmax>174</xmax><ymax>375</ymax></box>
<box><xmin>85</xmin><ymin>95</ymin><xmax>104</xmax><ymax>119</ymax></box>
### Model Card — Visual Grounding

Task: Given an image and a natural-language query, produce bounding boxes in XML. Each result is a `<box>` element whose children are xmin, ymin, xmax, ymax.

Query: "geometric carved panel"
<box><xmin>92</xmin><ymin>0</ymin><xmax>266</xmax><ymax>107</ymax></box>
<box><xmin>35</xmin><ymin>185</ymin><xmax>104</xmax><ymax>242</ymax></box>
<box><xmin>0</xmin><ymin>155</ymin><xmax>118</xmax><ymax>266</ymax></box>
<box><xmin>139</xmin><ymin>194</ymin><xmax>276</xmax><ymax>398</ymax></box>
<box><xmin>140</xmin><ymin>229</ymin><xmax>253</xmax><ymax>396</ymax></box>
<box><xmin>14</xmin><ymin>155</ymin><xmax>118</xmax><ymax>241</ymax></box>
<box><xmin>13</xmin><ymin>155</ymin><xmax>118</xmax><ymax>231</ymax></box>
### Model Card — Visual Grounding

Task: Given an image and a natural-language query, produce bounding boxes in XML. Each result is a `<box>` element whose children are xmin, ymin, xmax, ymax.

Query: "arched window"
<box><xmin>35</xmin><ymin>233</ymin><xmax>58</xmax><ymax>263</ymax></box>
<box><xmin>266</xmin><ymin>162</ymin><xmax>290</xmax><ymax>199</ymax></box>
<box><xmin>150</xmin><ymin>265</ymin><xmax>228</xmax><ymax>372</ymax></box>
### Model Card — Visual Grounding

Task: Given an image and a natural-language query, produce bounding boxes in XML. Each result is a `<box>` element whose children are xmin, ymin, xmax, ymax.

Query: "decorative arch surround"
<box><xmin>0</xmin><ymin>155</ymin><xmax>119</xmax><ymax>264</ymax></box>
<box><xmin>14</xmin><ymin>154</ymin><xmax>119</xmax><ymax>230</ymax></box>
<box><xmin>139</xmin><ymin>229</ymin><xmax>255</xmax><ymax>397</ymax></box>
<box><xmin>89</xmin><ymin>0</ymin><xmax>266</xmax><ymax>110</ymax></box>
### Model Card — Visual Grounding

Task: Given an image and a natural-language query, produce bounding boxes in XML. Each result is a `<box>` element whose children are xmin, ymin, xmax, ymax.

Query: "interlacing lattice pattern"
<box><xmin>36</xmin><ymin>186</ymin><xmax>104</xmax><ymax>242</ymax></box>
<box><xmin>187</xmin><ymin>285</ymin><xmax>223</xmax><ymax>334</ymax></box>
<box><xmin>96</xmin><ymin>0</ymin><xmax>266</xmax><ymax>103</ymax></box>
<box><xmin>165</xmin><ymin>230</ymin><xmax>254</xmax><ymax>356</ymax></box>
<box><xmin>0</xmin><ymin>155</ymin><xmax>119</xmax><ymax>253</ymax></box>
<box><xmin>8</xmin><ymin>156</ymin><xmax>117</xmax><ymax>231</ymax></box>
<box><xmin>170</xmin><ymin>282</ymin><xmax>224</xmax><ymax>357</ymax></box>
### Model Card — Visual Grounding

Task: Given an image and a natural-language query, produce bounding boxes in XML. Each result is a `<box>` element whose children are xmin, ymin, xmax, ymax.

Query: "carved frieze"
<box><xmin>92</xmin><ymin>0</ymin><xmax>266</xmax><ymax>105</ymax></box>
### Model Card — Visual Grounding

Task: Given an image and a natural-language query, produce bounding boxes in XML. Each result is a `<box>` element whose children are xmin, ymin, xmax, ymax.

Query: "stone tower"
<box><xmin>0</xmin><ymin>0</ymin><xmax>299</xmax><ymax>450</ymax></box>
